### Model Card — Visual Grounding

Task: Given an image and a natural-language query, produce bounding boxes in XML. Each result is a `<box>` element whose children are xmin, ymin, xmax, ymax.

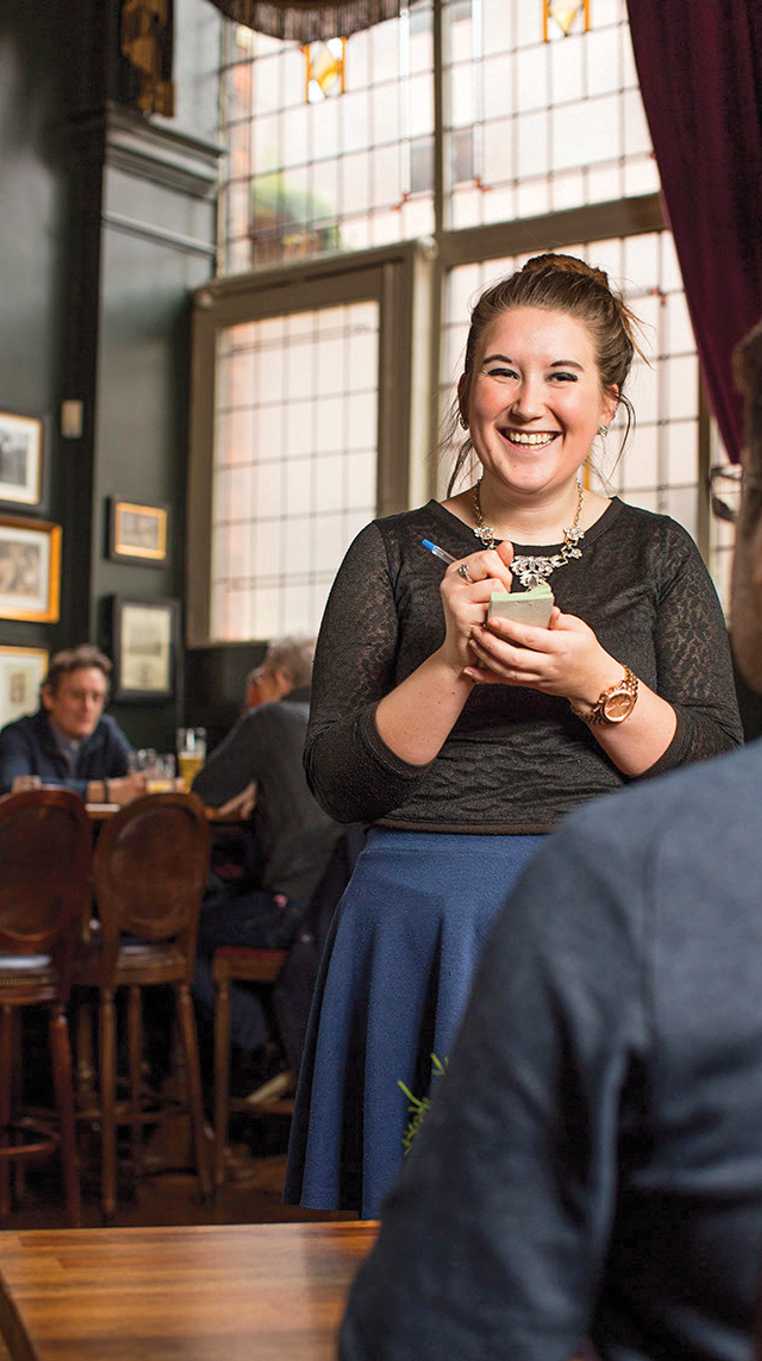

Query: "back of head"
<box><xmin>263</xmin><ymin>635</ymin><xmax>315</xmax><ymax>690</ymax></box>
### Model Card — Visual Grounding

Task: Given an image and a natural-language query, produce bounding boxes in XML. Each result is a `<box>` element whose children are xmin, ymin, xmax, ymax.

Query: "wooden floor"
<box><xmin>4</xmin><ymin>1140</ymin><xmax>352</xmax><ymax>1231</ymax></box>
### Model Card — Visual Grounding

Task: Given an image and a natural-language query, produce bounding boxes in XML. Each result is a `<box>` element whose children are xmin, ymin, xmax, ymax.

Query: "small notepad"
<box><xmin>488</xmin><ymin>581</ymin><xmax>554</xmax><ymax>628</ymax></box>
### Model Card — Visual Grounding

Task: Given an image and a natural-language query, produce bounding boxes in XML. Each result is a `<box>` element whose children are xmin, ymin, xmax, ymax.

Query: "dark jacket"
<box><xmin>0</xmin><ymin>709</ymin><xmax>132</xmax><ymax>797</ymax></box>
<box><xmin>192</xmin><ymin>687</ymin><xmax>342</xmax><ymax>902</ymax></box>
<box><xmin>341</xmin><ymin>739</ymin><xmax>762</xmax><ymax>1361</ymax></box>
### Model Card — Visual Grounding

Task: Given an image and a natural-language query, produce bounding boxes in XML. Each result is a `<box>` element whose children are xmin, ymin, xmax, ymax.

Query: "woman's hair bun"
<box><xmin>520</xmin><ymin>252</ymin><xmax>609</xmax><ymax>291</ymax></box>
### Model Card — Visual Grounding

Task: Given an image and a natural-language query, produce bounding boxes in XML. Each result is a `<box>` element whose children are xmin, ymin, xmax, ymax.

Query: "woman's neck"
<box><xmin>475</xmin><ymin>475</ymin><xmax>585</xmax><ymax>545</ymax></box>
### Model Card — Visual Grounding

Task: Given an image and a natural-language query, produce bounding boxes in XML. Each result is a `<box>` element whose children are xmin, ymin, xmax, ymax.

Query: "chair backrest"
<box><xmin>0</xmin><ymin>788</ymin><xmax>92</xmax><ymax>997</ymax></box>
<box><xmin>93</xmin><ymin>792</ymin><xmax>209</xmax><ymax>980</ymax></box>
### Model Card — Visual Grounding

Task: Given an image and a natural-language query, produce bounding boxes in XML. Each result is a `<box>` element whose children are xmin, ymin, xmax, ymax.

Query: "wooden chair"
<box><xmin>74</xmin><ymin>792</ymin><xmax>212</xmax><ymax>1219</ymax></box>
<box><xmin>212</xmin><ymin>946</ymin><xmax>294</xmax><ymax>1188</ymax></box>
<box><xmin>0</xmin><ymin>788</ymin><xmax>91</xmax><ymax>1226</ymax></box>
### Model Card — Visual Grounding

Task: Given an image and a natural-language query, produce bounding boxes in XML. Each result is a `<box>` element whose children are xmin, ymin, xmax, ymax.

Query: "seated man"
<box><xmin>0</xmin><ymin>644</ymin><xmax>144</xmax><ymax>803</ymax></box>
<box><xmin>340</xmin><ymin>324</ymin><xmax>762</xmax><ymax>1361</ymax></box>
<box><xmin>191</xmin><ymin>636</ymin><xmax>342</xmax><ymax>1073</ymax></box>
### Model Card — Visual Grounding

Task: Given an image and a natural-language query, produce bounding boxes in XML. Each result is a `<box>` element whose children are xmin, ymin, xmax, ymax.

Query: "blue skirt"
<box><xmin>284</xmin><ymin>828</ymin><xmax>543</xmax><ymax>1219</ymax></box>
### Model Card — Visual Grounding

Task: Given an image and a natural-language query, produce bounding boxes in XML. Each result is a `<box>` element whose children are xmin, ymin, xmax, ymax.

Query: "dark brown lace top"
<box><xmin>305</xmin><ymin>498</ymin><xmax>743</xmax><ymax>833</ymax></box>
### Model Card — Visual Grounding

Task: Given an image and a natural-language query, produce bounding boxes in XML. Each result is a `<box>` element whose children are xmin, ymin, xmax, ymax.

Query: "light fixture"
<box><xmin>60</xmin><ymin>400</ymin><xmax>83</xmax><ymax>440</ymax></box>
<box><xmin>542</xmin><ymin>0</ymin><xmax>591</xmax><ymax>41</ymax></box>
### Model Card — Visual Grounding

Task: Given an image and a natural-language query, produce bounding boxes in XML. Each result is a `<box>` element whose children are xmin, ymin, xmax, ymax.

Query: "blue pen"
<box><xmin>421</xmin><ymin>538</ymin><xmax>456</xmax><ymax>567</ymax></box>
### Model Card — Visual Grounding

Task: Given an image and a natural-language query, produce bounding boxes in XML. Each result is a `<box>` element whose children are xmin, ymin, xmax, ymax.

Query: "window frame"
<box><xmin>187</xmin><ymin>239</ymin><xmax>435</xmax><ymax>646</ymax></box>
<box><xmin>190</xmin><ymin>5</ymin><xmax>719</xmax><ymax>647</ymax></box>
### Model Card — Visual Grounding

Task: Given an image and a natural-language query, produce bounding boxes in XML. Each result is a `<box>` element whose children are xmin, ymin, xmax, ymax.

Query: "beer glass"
<box><xmin>176</xmin><ymin>727</ymin><xmax>206</xmax><ymax>789</ymax></box>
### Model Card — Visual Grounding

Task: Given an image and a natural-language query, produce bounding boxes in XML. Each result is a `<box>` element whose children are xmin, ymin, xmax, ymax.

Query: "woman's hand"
<box><xmin>464</xmin><ymin>607</ymin><xmax>625</xmax><ymax>707</ymax></box>
<box><xmin>437</xmin><ymin>540</ymin><xmax>515</xmax><ymax>674</ymax></box>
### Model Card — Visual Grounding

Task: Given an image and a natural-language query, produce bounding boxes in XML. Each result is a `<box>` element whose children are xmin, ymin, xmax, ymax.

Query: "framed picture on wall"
<box><xmin>108</xmin><ymin>498</ymin><xmax>169</xmax><ymax>565</ymax></box>
<box><xmin>0</xmin><ymin>645</ymin><xmax>48</xmax><ymax>726</ymax></box>
<box><xmin>0</xmin><ymin>411</ymin><xmax>44</xmax><ymax>508</ymax></box>
<box><xmin>111</xmin><ymin>596</ymin><xmax>179</xmax><ymax>701</ymax></box>
<box><xmin>0</xmin><ymin>517</ymin><xmax>61</xmax><ymax>622</ymax></box>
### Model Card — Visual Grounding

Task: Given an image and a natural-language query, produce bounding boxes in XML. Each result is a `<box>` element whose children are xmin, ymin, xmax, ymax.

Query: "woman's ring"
<box><xmin>457</xmin><ymin>562</ymin><xmax>472</xmax><ymax>582</ymax></box>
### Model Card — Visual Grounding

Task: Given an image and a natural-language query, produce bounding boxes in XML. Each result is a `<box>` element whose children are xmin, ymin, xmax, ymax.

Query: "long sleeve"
<box><xmin>340</xmin><ymin>817</ymin><xmax>649</xmax><ymax>1361</ymax></box>
<box><xmin>0</xmin><ymin>713</ymin><xmax>131</xmax><ymax>796</ymax></box>
<box><xmin>304</xmin><ymin>522</ymin><xmax>434</xmax><ymax>823</ymax></box>
<box><xmin>192</xmin><ymin>710</ymin><xmax>266</xmax><ymax>807</ymax></box>
<box><xmin>642</xmin><ymin>521</ymin><xmax>742</xmax><ymax>775</ymax></box>
<box><xmin>0</xmin><ymin>723</ymin><xmax>64</xmax><ymax>794</ymax></box>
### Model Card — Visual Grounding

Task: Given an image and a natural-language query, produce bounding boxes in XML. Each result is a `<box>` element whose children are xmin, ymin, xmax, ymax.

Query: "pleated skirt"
<box><xmin>284</xmin><ymin>827</ymin><xmax>543</xmax><ymax>1219</ymax></box>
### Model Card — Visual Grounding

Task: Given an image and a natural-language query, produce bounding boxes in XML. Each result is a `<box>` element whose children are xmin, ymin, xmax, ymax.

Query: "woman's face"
<box><xmin>462</xmin><ymin>305</ymin><xmax>618</xmax><ymax>500</ymax></box>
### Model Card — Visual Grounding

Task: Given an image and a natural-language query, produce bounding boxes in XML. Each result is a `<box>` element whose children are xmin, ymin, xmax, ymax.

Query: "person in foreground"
<box><xmin>339</xmin><ymin>321</ymin><xmax>762</xmax><ymax>1361</ymax></box>
<box><xmin>286</xmin><ymin>254</ymin><xmax>742</xmax><ymax>1219</ymax></box>
<box><xmin>0</xmin><ymin>644</ymin><xmax>143</xmax><ymax>802</ymax></box>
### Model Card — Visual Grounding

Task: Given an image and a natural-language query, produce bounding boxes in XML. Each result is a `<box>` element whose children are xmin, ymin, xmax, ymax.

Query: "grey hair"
<box><xmin>262</xmin><ymin>635</ymin><xmax>315</xmax><ymax>689</ymax></box>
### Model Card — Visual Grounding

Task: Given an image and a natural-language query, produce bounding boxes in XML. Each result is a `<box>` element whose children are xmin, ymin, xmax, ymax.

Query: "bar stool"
<box><xmin>74</xmin><ymin>792</ymin><xmax>212</xmax><ymax>1219</ymax></box>
<box><xmin>212</xmin><ymin>946</ymin><xmax>294</xmax><ymax>1188</ymax></box>
<box><xmin>0</xmin><ymin>788</ymin><xmax>91</xmax><ymax>1226</ymax></box>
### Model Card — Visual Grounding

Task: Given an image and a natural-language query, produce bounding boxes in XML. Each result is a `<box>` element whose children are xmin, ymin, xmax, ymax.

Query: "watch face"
<box><xmin>602</xmin><ymin>688</ymin><xmax>636</xmax><ymax>723</ymax></box>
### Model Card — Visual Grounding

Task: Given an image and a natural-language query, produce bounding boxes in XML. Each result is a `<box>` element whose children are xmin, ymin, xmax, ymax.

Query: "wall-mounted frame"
<box><xmin>109</xmin><ymin>498</ymin><xmax>169</xmax><ymax>565</ymax></box>
<box><xmin>0</xmin><ymin>517</ymin><xmax>61</xmax><ymax>622</ymax></box>
<box><xmin>111</xmin><ymin>596</ymin><xmax>179</xmax><ymax>701</ymax></box>
<box><xmin>0</xmin><ymin>410</ymin><xmax>44</xmax><ymax>508</ymax></box>
<box><xmin>0</xmin><ymin>645</ymin><xmax>48</xmax><ymax>727</ymax></box>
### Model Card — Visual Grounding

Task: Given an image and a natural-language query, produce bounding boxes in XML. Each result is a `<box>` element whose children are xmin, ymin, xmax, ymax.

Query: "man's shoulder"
<box><xmin>90</xmin><ymin>713</ymin><xmax>130</xmax><ymax>748</ymax></box>
<box><xmin>0</xmin><ymin>710</ymin><xmax>45</xmax><ymax>746</ymax></box>
<box><xmin>240</xmin><ymin>699</ymin><xmax>308</xmax><ymax>733</ymax></box>
<box><xmin>556</xmin><ymin>739</ymin><xmax>762</xmax><ymax>873</ymax></box>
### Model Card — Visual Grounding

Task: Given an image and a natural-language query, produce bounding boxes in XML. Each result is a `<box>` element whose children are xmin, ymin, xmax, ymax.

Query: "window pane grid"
<box><xmin>210</xmin><ymin>301</ymin><xmax>379</xmax><ymax>640</ymax></box>
<box><xmin>443</xmin><ymin>0</ymin><xmax>658</xmax><ymax>229</ymax></box>
<box><xmin>206</xmin><ymin>3</ymin><xmax>729</xmax><ymax>636</ymax></box>
<box><xmin>218</xmin><ymin>8</ymin><xmax>434</xmax><ymax>273</ymax></box>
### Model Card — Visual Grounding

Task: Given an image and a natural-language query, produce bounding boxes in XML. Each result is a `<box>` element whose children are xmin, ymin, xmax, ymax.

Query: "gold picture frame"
<box><xmin>109</xmin><ymin>499</ymin><xmax>169</xmax><ymax>565</ymax></box>
<box><xmin>0</xmin><ymin>517</ymin><xmax>61</xmax><ymax>623</ymax></box>
<box><xmin>0</xmin><ymin>645</ymin><xmax>48</xmax><ymax>726</ymax></box>
<box><xmin>0</xmin><ymin>410</ymin><xmax>44</xmax><ymax>508</ymax></box>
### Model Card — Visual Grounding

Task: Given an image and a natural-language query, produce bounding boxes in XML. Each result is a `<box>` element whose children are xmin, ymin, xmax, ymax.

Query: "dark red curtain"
<box><xmin>627</xmin><ymin>2</ymin><xmax>762</xmax><ymax>461</ymax></box>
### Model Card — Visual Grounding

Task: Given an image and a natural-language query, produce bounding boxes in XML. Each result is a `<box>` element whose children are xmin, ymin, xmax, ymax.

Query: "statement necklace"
<box><xmin>472</xmin><ymin>479</ymin><xmax>586</xmax><ymax>590</ymax></box>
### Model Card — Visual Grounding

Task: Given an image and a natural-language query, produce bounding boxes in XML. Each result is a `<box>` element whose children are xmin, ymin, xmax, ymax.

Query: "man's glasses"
<box><xmin>709</xmin><ymin>464</ymin><xmax>742</xmax><ymax>524</ymax></box>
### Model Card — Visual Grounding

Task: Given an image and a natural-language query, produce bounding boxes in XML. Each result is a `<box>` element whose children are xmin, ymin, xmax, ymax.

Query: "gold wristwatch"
<box><xmin>570</xmin><ymin>666</ymin><xmax>639</xmax><ymax>725</ymax></box>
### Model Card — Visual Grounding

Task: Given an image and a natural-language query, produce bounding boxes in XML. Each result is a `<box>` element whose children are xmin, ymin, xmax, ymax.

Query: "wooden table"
<box><xmin>85</xmin><ymin>803</ymin><xmax>243</xmax><ymax>823</ymax></box>
<box><xmin>0</xmin><ymin>1221</ymin><xmax>377</xmax><ymax>1360</ymax></box>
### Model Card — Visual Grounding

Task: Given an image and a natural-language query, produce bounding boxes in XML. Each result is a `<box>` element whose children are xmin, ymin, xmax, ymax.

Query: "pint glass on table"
<box><xmin>176</xmin><ymin>727</ymin><xmax>206</xmax><ymax>789</ymax></box>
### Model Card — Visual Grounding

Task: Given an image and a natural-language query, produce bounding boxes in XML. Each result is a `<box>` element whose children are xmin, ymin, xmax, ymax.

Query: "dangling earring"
<box><xmin>598</xmin><ymin>424</ymin><xmax>609</xmax><ymax>438</ymax></box>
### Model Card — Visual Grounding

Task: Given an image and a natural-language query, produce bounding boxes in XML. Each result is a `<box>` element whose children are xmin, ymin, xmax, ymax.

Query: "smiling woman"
<box><xmin>284</xmin><ymin>252</ymin><xmax>744</xmax><ymax>1220</ymax></box>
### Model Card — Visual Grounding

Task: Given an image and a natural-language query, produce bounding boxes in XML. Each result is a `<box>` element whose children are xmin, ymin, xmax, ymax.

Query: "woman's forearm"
<box><xmin>587</xmin><ymin>682</ymin><xmax>677</xmax><ymax>777</ymax></box>
<box><xmin>374</xmin><ymin>649</ymin><xmax>475</xmax><ymax>766</ymax></box>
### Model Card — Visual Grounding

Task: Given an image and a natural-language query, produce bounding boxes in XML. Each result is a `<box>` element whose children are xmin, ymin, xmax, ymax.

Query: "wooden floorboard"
<box><xmin>2</xmin><ymin>1152</ymin><xmax>353</xmax><ymax>1231</ymax></box>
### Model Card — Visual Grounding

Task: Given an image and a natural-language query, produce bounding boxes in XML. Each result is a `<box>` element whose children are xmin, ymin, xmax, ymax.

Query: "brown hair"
<box><xmin>43</xmin><ymin>645</ymin><xmax>112</xmax><ymax>695</ymax></box>
<box><xmin>447</xmin><ymin>252</ymin><xmax>644</xmax><ymax>495</ymax></box>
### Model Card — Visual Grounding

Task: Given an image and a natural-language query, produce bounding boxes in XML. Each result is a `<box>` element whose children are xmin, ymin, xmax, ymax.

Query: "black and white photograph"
<box><xmin>111</xmin><ymin>596</ymin><xmax>179</xmax><ymax>700</ymax></box>
<box><xmin>0</xmin><ymin>645</ymin><xmax>48</xmax><ymax>726</ymax></box>
<box><xmin>0</xmin><ymin>410</ymin><xmax>43</xmax><ymax>507</ymax></box>
<box><xmin>0</xmin><ymin>517</ymin><xmax>61</xmax><ymax>621</ymax></box>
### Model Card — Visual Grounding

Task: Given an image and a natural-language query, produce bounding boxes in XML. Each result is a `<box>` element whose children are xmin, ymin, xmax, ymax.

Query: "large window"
<box><xmin>211</xmin><ymin>301</ymin><xmax>379</xmax><ymax>639</ymax></box>
<box><xmin>443</xmin><ymin>0</ymin><xmax>657</xmax><ymax>229</ymax></box>
<box><xmin>220</xmin><ymin>3</ymin><xmax>435</xmax><ymax>271</ymax></box>
<box><xmin>191</xmin><ymin>1</ymin><xmax>730</xmax><ymax>646</ymax></box>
